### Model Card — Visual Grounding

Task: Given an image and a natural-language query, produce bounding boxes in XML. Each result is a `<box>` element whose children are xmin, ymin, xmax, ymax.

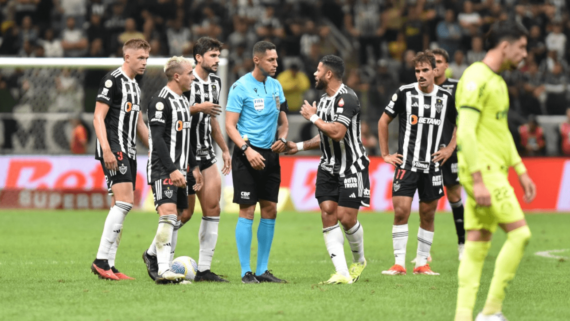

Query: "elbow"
<box><xmin>331</xmin><ymin>133</ymin><xmax>344</xmax><ymax>142</ymax></box>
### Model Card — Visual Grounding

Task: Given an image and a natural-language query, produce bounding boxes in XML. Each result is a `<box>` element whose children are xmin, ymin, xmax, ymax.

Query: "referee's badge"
<box><xmin>254</xmin><ymin>98</ymin><xmax>265</xmax><ymax>111</ymax></box>
<box><xmin>274</xmin><ymin>94</ymin><xmax>280</xmax><ymax>110</ymax></box>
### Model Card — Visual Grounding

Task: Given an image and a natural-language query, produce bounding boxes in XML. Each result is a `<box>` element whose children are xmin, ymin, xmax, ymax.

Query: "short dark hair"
<box><xmin>432</xmin><ymin>48</ymin><xmax>450</xmax><ymax>63</ymax></box>
<box><xmin>193</xmin><ymin>37</ymin><xmax>223</xmax><ymax>62</ymax></box>
<box><xmin>413</xmin><ymin>50</ymin><xmax>436</xmax><ymax>69</ymax></box>
<box><xmin>485</xmin><ymin>19</ymin><xmax>529</xmax><ymax>50</ymax></box>
<box><xmin>253</xmin><ymin>41</ymin><xmax>276</xmax><ymax>56</ymax></box>
<box><xmin>320</xmin><ymin>55</ymin><xmax>345</xmax><ymax>79</ymax></box>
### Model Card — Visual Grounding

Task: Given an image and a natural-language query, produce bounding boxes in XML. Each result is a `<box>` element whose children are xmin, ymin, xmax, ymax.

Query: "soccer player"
<box><xmin>454</xmin><ymin>20</ymin><xmax>536</xmax><ymax>321</ymax></box>
<box><xmin>184</xmin><ymin>37</ymin><xmax>230</xmax><ymax>282</ymax></box>
<box><xmin>91</xmin><ymin>39</ymin><xmax>151</xmax><ymax>280</ymax></box>
<box><xmin>378</xmin><ymin>50</ymin><xmax>457</xmax><ymax>276</ymax></box>
<box><xmin>284</xmin><ymin>55</ymin><xmax>369</xmax><ymax>285</ymax></box>
<box><xmin>225</xmin><ymin>41</ymin><xmax>289</xmax><ymax>284</ymax></box>
<box><xmin>432</xmin><ymin>48</ymin><xmax>465</xmax><ymax>260</ymax></box>
<box><xmin>144</xmin><ymin>56</ymin><xmax>203</xmax><ymax>284</ymax></box>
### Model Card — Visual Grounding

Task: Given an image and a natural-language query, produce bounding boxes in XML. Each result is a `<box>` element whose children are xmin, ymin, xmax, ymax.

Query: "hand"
<box><xmin>103</xmin><ymin>149</ymin><xmax>118</xmax><ymax>171</ymax></box>
<box><xmin>245</xmin><ymin>148</ymin><xmax>266</xmax><ymax>170</ymax></box>
<box><xmin>195</xmin><ymin>102</ymin><xmax>222</xmax><ymax>117</ymax></box>
<box><xmin>221</xmin><ymin>150</ymin><xmax>231</xmax><ymax>175</ymax></box>
<box><xmin>192</xmin><ymin>167</ymin><xmax>203</xmax><ymax>191</ymax></box>
<box><xmin>518</xmin><ymin>173</ymin><xmax>536</xmax><ymax>203</ymax></box>
<box><xmin>432</xmin><ymin>146</ymin><xmax>454</xmax><ymax>166</ymax></box>
<box><xmin>383</xmin><ymin>153</ymin><xmax>403</xmax><ymax>167</ymax></box>
<box><xmin>473</xmin><ymin>180</ymin><xmax>491</xmax><ymax>207</ymax></box>
<box><xmin>271</xmin><ymin>140</ymin><xmax>286</xmax><ymax>153</ymax></box>
<box><xmin>300</xmin><ymin>100</ymin><xmax>317</xmax><ymax>121</ymax></box>
<box><xmin>285</xmin><ymin>141</ymin><xmax>298</xmax><ymax>155</ymax></box>
<box><xmin>170</xmin><ymin>169</ymin><xmax>186</xmax><ymax>188</ymax></box>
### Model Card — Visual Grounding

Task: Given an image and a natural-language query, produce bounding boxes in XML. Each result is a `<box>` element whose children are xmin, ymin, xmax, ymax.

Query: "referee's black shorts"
<box><xmin>232</xmin><ymin>145</ymin><xmax>281</xmax><ymax>204</ymax></box>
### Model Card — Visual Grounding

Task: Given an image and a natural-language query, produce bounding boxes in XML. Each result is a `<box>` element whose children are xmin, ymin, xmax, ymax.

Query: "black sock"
<box><xmin>450</xmin><ymin>200</ymin><xmax>465</xmax><ymax>244</ymax></box>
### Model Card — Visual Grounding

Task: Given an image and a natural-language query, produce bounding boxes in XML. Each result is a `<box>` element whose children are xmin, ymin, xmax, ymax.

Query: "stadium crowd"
<box><xmin>0</xmin><ymin>0</ymin><xmax>570</xmax><ymax>155</ymax></box>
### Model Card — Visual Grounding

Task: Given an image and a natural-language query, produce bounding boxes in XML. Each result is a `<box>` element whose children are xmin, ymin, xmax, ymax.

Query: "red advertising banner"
<box><xmin>0</xmin><ymin>156</ymin><xmax>568</xmax><ymax>212</ymax></box>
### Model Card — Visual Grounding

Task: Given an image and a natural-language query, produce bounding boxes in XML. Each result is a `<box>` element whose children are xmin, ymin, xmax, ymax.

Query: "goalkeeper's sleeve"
<box><xmin>457</xmin><ymin>107</ymin><xmax>481</xmax><ymax>174</ymax></box>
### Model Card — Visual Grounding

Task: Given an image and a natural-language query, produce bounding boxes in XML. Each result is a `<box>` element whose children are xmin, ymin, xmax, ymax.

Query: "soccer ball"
<box><xmin>171</xmin><ymin>256</ymin><xmax>198</xmax><ymax>280</ymax></box>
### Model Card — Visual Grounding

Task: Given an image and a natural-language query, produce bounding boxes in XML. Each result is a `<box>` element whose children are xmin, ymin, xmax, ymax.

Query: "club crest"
<box><xmin>393</xmin><ymin>181</ymin><xmax>401</xmax><ymax>192</ymax></box>
<box><xmin>435</xmin><ymin>99</ymin><xmax>443</xmax><ymax>113</ymax></box>
<box><xmin>119</xmin><ymin>163</ymin><xmax>127</xmax><ymax>175</ymax></box>
<box><xmin>165</xmin><ymin>189</ymin><xmax>174</xmax><ymax>199</ymax></box>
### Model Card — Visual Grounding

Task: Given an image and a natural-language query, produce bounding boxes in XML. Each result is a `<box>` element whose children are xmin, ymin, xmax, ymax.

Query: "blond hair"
<box><xmin>164</xmin><ymin>56</ymin><xmax>193</xmax><ymax>81</ymax></box>
<box><xmin>123</xmin><ymin>38</ymin><xmax>151</xmax><ymax>56</ymax></box>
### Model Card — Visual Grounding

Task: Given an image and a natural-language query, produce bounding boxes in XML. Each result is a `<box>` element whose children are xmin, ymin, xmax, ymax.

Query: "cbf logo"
<box><xmin>344</xmin><ymin>177</ymin><xmax>357</xmax><ymax>188</ymax></box>
<box><xmin>241</xmin><ymin>191</ymin><xmax>250</xmax><ymax>200</ymax></box>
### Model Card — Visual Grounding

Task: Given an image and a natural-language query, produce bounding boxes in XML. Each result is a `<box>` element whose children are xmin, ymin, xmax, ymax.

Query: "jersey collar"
<box><xmin>326</xmin><ymin>83</ymin><xmax>345</xmax><ymax>99</ymax></box>
<box><xmin>164</xmin><ymin>86</ymin><xmax>183</xmax><ymax>100</ymax></box>
<box><xmin>414</xmin><ymin>82</ymin><xmax>438</xmax><ymax>96</ymax></box>
<box><xmin>119</xmin><ymin>67</ymin><xmax>137</xmax><ymax>82</ymax></box>
<box><xmin>193</xmin><ymin>69</ymin><xmax>210</xmax><ymax>84</ymax></box>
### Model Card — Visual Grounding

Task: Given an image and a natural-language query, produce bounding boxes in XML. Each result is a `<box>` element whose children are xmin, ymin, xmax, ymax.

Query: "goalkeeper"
<box><xmin>454</xmin><ymin>20</ymin><xmax>537</xmax><ymax>321</ymax></box>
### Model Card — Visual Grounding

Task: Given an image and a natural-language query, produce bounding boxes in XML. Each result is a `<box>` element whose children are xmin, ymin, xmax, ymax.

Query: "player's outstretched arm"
<box><xmin>93</xmin><ymin>101</ymin><xmax>117</xmax><ymax>171</ymax></box>
<box><xmin>300</xmin><ymin>100</ymin><xmax>347</xmax><ymax>141</ymax></box>
<box><xmin>378</xmin><ymin>113</ymin><xmax>402</xmax><ymax>167</ymax></box>
<box><xmin>285</xmin><ymin>134</ymin><xmax>321</xmax><ymax>155</ymax></box>
<box><xmin>271</xmin><ymin>111</ymin><xmax>289</xmax><ymax>153</ymax></box>
<box><xmin>136</xmin><ymin>113</ymin><xmax>149</xmax><ymax>149</ymax></box>
<box><xmin>210</xmin><ymin>117</ymin><xmax>231</xmax><ymax>175</ymax></box>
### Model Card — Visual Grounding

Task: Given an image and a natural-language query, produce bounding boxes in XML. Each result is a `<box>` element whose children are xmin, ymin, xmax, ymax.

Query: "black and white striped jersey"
<box><xmin>384</xmin><ymin>83</ymin><xmax>457</xmax><ymax>173</ymax></box>
<box><xmin>95</xmin><ymin>67</ymin><xmax>142</xmax><ymax>160</ymax></box>
<box><xmin>440</xmin><ymin>78</ymin><xmax>458</xmax><ymax>148</ymax></box>
<box><xmin>184</xmin><ymin>71</ymin><xmax>222</xmax><ymax>162</ymax></box>
<box><xmin>316</xmin><ymin>84</ymin><xmax>369</xmax><ymax>176</ymax></box>
<box><xmin>146</xmin><ymin>86</ymin><xmax>193</xmax><ymax>184</ymax></box>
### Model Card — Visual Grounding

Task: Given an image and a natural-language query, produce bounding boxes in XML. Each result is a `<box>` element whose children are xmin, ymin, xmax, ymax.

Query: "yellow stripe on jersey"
<box><xmin>455</xmin><ymin>62</ymin><xmax>525</xmax><ymax>175</ymax></box>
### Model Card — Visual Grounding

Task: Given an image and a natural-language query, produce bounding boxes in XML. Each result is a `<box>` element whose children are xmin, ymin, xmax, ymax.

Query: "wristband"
<box><xmin>296</xmin><ymin>142</ymin><xmax>304</xmax><ymax>151</ymax></box>
<box><xmin>514</xmin><ymin>162</ymin><xmax>527</xmax><ymax>176</ymax></box>
<box><xmin>310</xmin><ymin>114</ymin><xmax>319</xmax><ymax>123</ymax></box>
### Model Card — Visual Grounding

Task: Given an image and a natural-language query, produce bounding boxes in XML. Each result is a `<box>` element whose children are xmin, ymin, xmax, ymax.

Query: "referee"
<box><xmin>225</xmin><ymin>41</ymin><xmax>289</xmax><ymax>284</ymax></box>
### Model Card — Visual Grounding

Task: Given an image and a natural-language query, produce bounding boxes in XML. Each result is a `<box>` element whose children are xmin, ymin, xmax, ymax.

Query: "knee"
<box><xmin>510</xmin><ymin>225</ymin><xmax>531</xmax><ymax>246</ymax></box>
<box><xmin>203</xmin><ymin>203</ymin><xmax>221</xmax><ymax>217</ymax></box>
<box><xmin>179</xmin><ymin>209</ymin><xmax>193</xmax><ymax>224</ymax></box>
<box><xmin>261</xmin><ymin>206</ymin><xmax>277</xmax><ymax>219</ymax></box>
<box><xmin>240</xmin><ymin>206</ymin><xmax>255</xmax><ymax>220</ymax></box>
<box><xmin>420</xmin><ymin>214</ymin><xmax>435</xmax><ymax>225</ymax></box>
<box><xmin>393</xmin><ymin>207</ymin><xmax>410</xmax><ymax>224</ymax></box>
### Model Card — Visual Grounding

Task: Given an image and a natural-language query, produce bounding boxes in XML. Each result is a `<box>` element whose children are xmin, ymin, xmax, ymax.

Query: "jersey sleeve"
<box><xmin>95</xmin><ymin>74</ymin><xmax>117</xmax><ymax>105</ymax></box>
<box><xmin>148</xmin><ymin>97</ymin><xmax>169</xmax><ymax>127</ymax></box>
<box><xmin>455</xmin><ymin>69</ymin><xmax>486</xmax><ymax>112</ymax></box>
<box><xmin>148</xmin><ymin>97</ymin><xmax>177</xmax><ymax>174</ymax></box>
<box><xmin>445</xmin><ymin>94</ymin><xmax>458</xmax><ymax>125</ymax></box>
<box><xmin>334</xmin><ymin>93</ymin><xmax>359</xmax><ymax>128</ymax></box>
<box><xmin>384</xmin><ymin>89</ymin><xmax>405</xmax><ymax>118</ymax></box>
<box><xmin>278</xmin><ymin>83</ymin><xmax>288</xmax><ymax>112</ymax></box>
<box><xmin>226</xmin><ymin>82</ymin><xmax>245</xmax><ymax>113</ymax></box>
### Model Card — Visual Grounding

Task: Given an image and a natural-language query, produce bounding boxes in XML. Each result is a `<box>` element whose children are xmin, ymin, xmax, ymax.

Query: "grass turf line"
<box><xmin>0</xmin><ymin>211</ymin><xmax>569</xmax><ymax>321</ymax></box>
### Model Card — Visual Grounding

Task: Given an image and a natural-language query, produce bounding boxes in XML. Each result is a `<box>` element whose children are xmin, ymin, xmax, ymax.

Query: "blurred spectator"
<box><xmin>404</xmin><ymin>7</ymin><xmax>427</xmax><ymax>53</ymax></box>
<box><xmin>467</xmin><ymin>36</ymin><xmax>485</xmax><ymax>64</ymax></box>
<box><xmin>86</xmin><ymin>14</ymin><xmax>105</xmax><ymax>45</ymax></box>
<box><xmin>142</xmin><ymin>19</ymin><xmax>162</xmax><ymax>44</ymax></box>
<box><xmin>544</xmin><ymin>62</ymin><xmax>567</xmax><ymax>115</ymax></box>
<box><xmin>14</xmin><ymin>0</ymin><xmax>37</xmax><ymax>25</ymax></box>
<box><xmin>0</xmin><ymin>24</ymin><xmax>20</xmax><ymax>55</ymax></box>
<box><xmin>388</xmin><ymin>32</ymin><xmax>406</xmax><ymax>62</ymax></box>
<box><xmin>277</xmin><ymin>63</ymin><xmax>310</xmax><ymax>113</ymax></box>
<box><xmin>228</xmin><ymin>18</ymin><xmax>257</xmax><ymax>53</ymax></box>
<box><xmin>344</xmin><ymin>0</ymin><xmax>384</xmax><ymax>65</ymax></box>
<box><xmin>149</xmin><ymin>39</ymin><xmax>165</xmax><ymax>57</ymax></box>
<box><xmin>382</xmin><ymin>0</ymin><xmax>404</xmax><ymax>43</ymax></box>
<box><xmin>54</xmin><ymin>69</ymin><xmax>81</xmax><ymax>112</ymax></box>
<box><xmin>166</xmin><ymin>19</ymin><xmax>191</xmax><ymax>56</ymax></box>
<box><xmin>300</xmin><ymin>21</ymin><xmax>320</xmax><ymax>58</ymax></box>
<box><xmin>436</xmin><ymin>9</ymin><xmax>462</xmax><ymax>58</ymax></box>
<box><xmin>528</xmin><ymin>25</ymin><xmax>547</xmax><ymax>64</ymax></box>
<box><xmin>316</xmin><ymin>25</ymin><xmax>338</xmax><ymax>57</ymax></box>
<box><xmin>546</xmin><ymin>23</ymin><xmax>566</xmax><ymax>60</ymax></box>
<box><xmin>558</xmin><ymin>108</ymin><xmax>570</xmax><ymax>155</ymax></box>
<box><xmin>303</xmin><ymin>43</ymin><xmax>322</xmax><ymax>88</ymax></box>
<box><xmin>449</xmin><ymin>50</ymin><xmax>468</xmax><ymax>79</ymax></box>
<box><xmin>70</xmin><ymin>114</ymin><xmax>87</xmax><ymax>154</ymax></box>
<box><xmin>370</xmin><ymin>59</ymin><xmax>398</xmax><ymax>120</ymax></box>
<box><xmin>40</xmin><ymin>29</ymin><xmax>63</xmax><ymax>57</ymax></box>
<box><xmin>18</xmin><ymin>16</ymin><xmax>38</xmax><ymax>49</ymax></box>
<box><xmin>520</xmin><ymin>62</ymin><xmax>545</xmax><ymax>116</ymax></box>
<box><xmin>119</xmin><ymin>18</ymin><xmax>145</xmax><ymax>44</ymax></box>
<box><xmin>361</xmin><ymin>122</ymin><xmax>378</xmax><ymax>155</ymax></box>
<box><xmin>193</xmin><ymin>5</ymin><xmax>222</xmax><ymax>40</ymax></box>
<box><xmin>458</xmin><ymin>1</ymin><xmax>482</xmax><ymax>33</ymax></box>
<box><xmin>18</xmin><ymin>40</ymin><xmax>35</xmax><ymax>57</ymax></box>
<box><xmin>61</xmin><ymin>17</ymin><xmax>88</xmax><ymax>57</ymax></box>
<box><xmin>540</xmin><ymin>50</ymin><xmax>569</xmax><ymax>74</ymax></box>
<box><xmin>87</xmin><ymin>0</ymin><xmax>106</xmax><ymax>18</ymax></box>
<box><xmin>399</xmin><ymin>50</ymin><xmax>416</xmax><ymax>85</ymax></box>
<box><xmin>518</xmin><ymin>115</ymin><xmax>546</xmax><ymax>156</ymax></box>
<box><xmin>88</xmin><ymin>38</ymin><xmax>105</xmax><ymax>57</ymax></box>
<box><xmin>55</xmin><ymin>0</ymin><xmax>86</xmax><ymax>29</ymax></box>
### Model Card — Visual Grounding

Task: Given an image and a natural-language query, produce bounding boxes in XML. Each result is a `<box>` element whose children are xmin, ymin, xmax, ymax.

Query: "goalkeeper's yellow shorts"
<box><xmin>461</xmin><ymin>171</ymin><xmax>525</xmax><ymax>233</ymax></box>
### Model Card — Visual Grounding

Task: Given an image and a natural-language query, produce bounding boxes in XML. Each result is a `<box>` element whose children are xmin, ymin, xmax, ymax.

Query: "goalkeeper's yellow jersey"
<box><xmin>455</xmin><ymin>62</ymin><xmax>522</xmax><ymax>175</ymax></box>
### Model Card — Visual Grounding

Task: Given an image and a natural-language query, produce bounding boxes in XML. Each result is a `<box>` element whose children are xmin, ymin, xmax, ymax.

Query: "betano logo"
<box><xmin>409</xmin><ymin>115</ymin><xmax>442</xmax><ymax>126</ymax></box>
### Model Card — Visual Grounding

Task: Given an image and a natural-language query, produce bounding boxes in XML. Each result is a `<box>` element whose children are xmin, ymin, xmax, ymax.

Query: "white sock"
<box><xmin>147</xmin><ymin>236</ymin><xmax>157</xmax><ymax>256</ymax></box>
<box><xmin>323</xmin><ymin>224</ymin><xmax>349</xmax><ymax>278</ymax></box>
<box><xmin>169</xmin><ymin>220</ymin><xmax>183</xmax><ymax>264</ymax></box>
<box><xmin>96</xmin><ymin>201</ymin><xmax>132</xmax><ymax>260</ymax></box>
<box><xmin>392</xmin><ymin>224</ymin><xmax>408</xmax><ymax>267</ymax></box>
<box><xmin>155</xmin><ymin>214</ymin><xmax>177</xmax><ymax>274</ymax></box>
<box><xmin>108</xmin><ymin>229</ymin><xmax>122</xmax><ymax>268</ymax></box>
<box><xmin>344</xmin><ymin>221</ymin><xmax>365</xmax><ymax>263</ymax></box>
<box><xmin>198</xmin><ymin>216</ymin><xmax>220</xmax><ymax>272</ymax></box>
<box><xmin>416</xmin><ymin>227</ymin><xmax>434</xmax><ymax>268</ymax></box>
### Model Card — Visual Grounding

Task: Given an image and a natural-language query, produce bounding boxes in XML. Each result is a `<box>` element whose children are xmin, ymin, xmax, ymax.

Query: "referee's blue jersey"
<box><xmin>226</xmin><ymin>73</ymin><xmax>287</xmax><ymax>149</ymax></box>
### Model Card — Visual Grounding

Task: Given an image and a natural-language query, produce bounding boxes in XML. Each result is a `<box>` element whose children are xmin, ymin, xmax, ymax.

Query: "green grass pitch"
<box><xmin>1</xmin><ymin>210</ymin><xmax>569</xmax><ymax>321</ymax></box>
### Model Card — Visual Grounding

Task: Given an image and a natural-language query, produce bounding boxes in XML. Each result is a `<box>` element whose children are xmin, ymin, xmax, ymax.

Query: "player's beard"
<box><xmin>202</xmin><ymin>62</ymin><xmax>218</xmax><ymax>74</ymax></box>
<box><xmin>315</xmin><ymin>76</ymin><xmax>328</xmax><ymax>90</ymax></box>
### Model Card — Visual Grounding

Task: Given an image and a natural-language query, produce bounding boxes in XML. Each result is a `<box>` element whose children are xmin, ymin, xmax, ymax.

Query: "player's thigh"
<box><xmin>445</xmin><ymin>183</ymin><xmax>462</xmax><ymax>203</ymax></box>
<box><xmin>392</xmin><ymin>168</ymin><xmax>419</xmax><ymax>199</ymax></box>
<box><xmin>418</xmin><ymin>171</ymin><xmax>444</xmax><ymax>203</ymax></box>
<box><xmin>151</xmin><ymin>178</ymin><xmax>181</xmax><ymax>213</ymax></box>
<box><xmin>259</xmin><ymin>199</ymin><xmax>277</xmax><ymax>219</ymax></box>
<box><xmin>462</xmin><ymin>179</ymin><xmax>499</xmax><ymax>233</ymax></box>
<box><xmin>316</xmin><ymin>168</ymin><xmax>340</xmax><ymax>205</ymax></box>
<box><xmin>196</xmin><ymin>162</ymin><xmax>222</xmax><ymax>216</ymax></box>
<box><xmin>487</xmin><ymin>177</ymin><xmax>525</xmax><ymax>226</ymax></box>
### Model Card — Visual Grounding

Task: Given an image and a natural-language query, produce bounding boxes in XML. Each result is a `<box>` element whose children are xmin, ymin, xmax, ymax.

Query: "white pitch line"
<box><xmin>534</xmin><ymin>249</ymin><xmax>569</xmax><ymax>260</ymax></box>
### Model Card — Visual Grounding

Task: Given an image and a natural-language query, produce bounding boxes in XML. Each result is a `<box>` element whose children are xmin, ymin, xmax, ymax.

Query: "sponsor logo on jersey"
<box><xmin>344</xmin><ymin>177</ymin><xmax>358</xmax><ymax>188</ymax></box>
<box><xmin>337</xmin><ymin>108</ymin><xmax>344</xmax><ymax>113</ymax></box>
<box><xmin>363</xmin><ymin>188</ymin><xmax>370</xmax><ymax>197</ymax></box>
<box><xmin>412</xmin><ymin>102</ymin><xmax>419</xmax><ymax>107</ymax></box>
<box><xmin>165</xmin><ymin>188</ymin><xmax>173</xmax><ymax>199</ymax></box>
<box><xmin>151</xmin><ymin>118</ymin><xmax>165</xmax><ymax>123</ymax></box>
<box><xmin>338</xmin><ymin>98</ymin><xmax>345</xmax><ymax>107</ymax></box>
<box><xmin>105</xmin><ymin>80</ymin><xmax>113</xmax><ymax>88</ymax></box>
<box><xmin>393</xmin><ymin>181</ymin><xmax>401</xmax><ymax>191</ymax></box>
<box><xmin>349</xmin><ymin>193</ymin><xmax>356</xmax><ymax>198</ymax></box>
<box><xmin>155</xmin><ymin>111</ymin><xmax>162</xmax><ymax>119</ymax></box>
<box><xmin>392</xmin><ymin>93</ymin><xmax>398</xmax><ymax>101</ymax></box>
<box><xmin>241</xmin><ymin>191</ymin><xmax>250</xmax><ymax>199</ymax></box>
<box><xmin>432</xmin><ymin>175</ymin><xmax>442</xmax><ymax>186</ymax></box>
<box><xmin>413</xmin><ymin>161</ymin><xmax>430</xmax><ymax>170</ymax></box>
<box><xmin>101</xmin><ymin>88</ymin><xmax>109</xmax><ymax>96</ymax></box>
<box><xmin>176</xmin><ymin>121</ymin><xmax>192</xmax><ymax>131</ymax></box>
<box><xmin>119</xmin><ymin>163</ymin><xmax>127</xmax><ymax>175</ymax></box>
<box><xmin>156</xmin><ymin>102</ymin><xmax>164</xmax><ymax>110</ymax></box>
<box><xmin>124</xmin><ymin>102</ymin><xmax>140</xmax><ymax>112</ymax></box>
<box><xmin>451</xmin><ymin>163</ymin><xmax>458</xmax><ymax>174</ymax></box>
<box><xmin>414</xmin><ymin>117</ymin><xmax>442</xmax><ymax>125</ymax></box>
<box><xmin>128</xmin><ymin>147</ymin><xmax>136</xmax><ymax>155</ymax></box>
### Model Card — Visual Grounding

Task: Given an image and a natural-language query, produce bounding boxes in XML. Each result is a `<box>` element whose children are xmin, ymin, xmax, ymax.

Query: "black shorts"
<box><xmin>441</xmin><ymin>151</ymin><xmax>460</xmax><ymax>187</ymax></box>
<box><xmin>315</xmin><ymin>165</ymin><xmax>371</xmax><ymax>209</ymax></box>
<box><xmin>151</xmin><ymin>178</ymin><xmax>189</xmax><ymax>210</ymax></box>
<box><xmin>100</xmin><ymin>152</ymin><xmax>137</xmax><ymax>195</ymax></box>
<box><xmin>392</xmin><ymin>168</ymin><xmax>444</xmax><ymax>202</ymax></box>
<box><xmin>232</xmin><ymin>146</ymin><xmax>281</xmax><ymax>204</ymax></box>
<box><xmin>186</xmin><ymin>158</ymin><xmax>217</xmax><ymax>196</ymax></box>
